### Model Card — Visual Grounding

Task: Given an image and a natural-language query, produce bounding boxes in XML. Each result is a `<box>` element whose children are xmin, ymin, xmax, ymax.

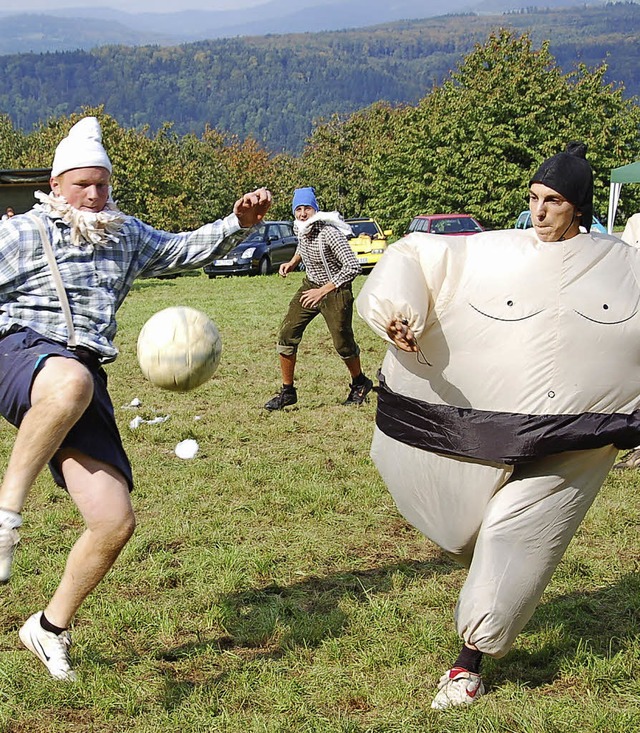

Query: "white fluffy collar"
<box><xmin>294</xmin><ymin>210</ymin><xmax>353</xmax><ymax>237</ymax></box>
<box><xmin>34</xmin><ymin>190</ymin><xmax>127</xmax><ymax>248</ymax></box>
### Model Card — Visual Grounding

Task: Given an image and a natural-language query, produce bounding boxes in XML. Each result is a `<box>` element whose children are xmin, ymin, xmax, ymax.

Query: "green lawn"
<box><xmin>1</xmin><ymin>271</ymin><xmax>639</xmax><ymax>732</ymax></box>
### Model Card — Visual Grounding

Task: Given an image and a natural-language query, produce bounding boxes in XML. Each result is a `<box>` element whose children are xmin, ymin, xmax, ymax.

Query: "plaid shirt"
<box><xmin>0</xmin><ymin>209</ymin><xmax>241</xmax><ymax>361</ymax></box>
<box><xmin>296</xmin><ymin>221</ymin><xmax>361</xmax><ymax>289</ymax></box>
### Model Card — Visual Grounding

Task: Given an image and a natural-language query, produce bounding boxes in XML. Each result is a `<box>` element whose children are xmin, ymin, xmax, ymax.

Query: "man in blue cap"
<box><xmin>264</xmin><ymin>186</ymin><xmax>373</xmax><ymax>410</ymax></box>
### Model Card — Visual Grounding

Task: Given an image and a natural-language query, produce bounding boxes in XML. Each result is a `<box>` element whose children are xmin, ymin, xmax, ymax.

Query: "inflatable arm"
<box><xmin>356</xmin><ymin>235</ymin><xmax>442</xmax><ymax>343</ymax></box>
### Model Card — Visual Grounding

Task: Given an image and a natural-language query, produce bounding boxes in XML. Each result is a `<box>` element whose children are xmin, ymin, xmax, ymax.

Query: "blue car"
<box><xmin>514</xmin><ymin>210</ymin><xmax>606</xmax><ymax>233</ymax></box>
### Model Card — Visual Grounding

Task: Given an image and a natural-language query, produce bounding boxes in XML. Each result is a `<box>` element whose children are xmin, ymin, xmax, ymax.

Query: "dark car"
<box><xmin>204</xmin><ymin>221</ymin><xmax>298</xmax><ymax>277</ymax></box>
<box><xmin>406</xmin><ymin>213</ymin><xmax>484</xmax><ymax>236</ymax></box>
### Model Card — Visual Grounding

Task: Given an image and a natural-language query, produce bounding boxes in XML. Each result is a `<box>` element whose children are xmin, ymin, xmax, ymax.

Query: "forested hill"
<box><xmin>0</xmin><ymin>3</ymin><xmax>638</xmax><ymax>154</ymax></box>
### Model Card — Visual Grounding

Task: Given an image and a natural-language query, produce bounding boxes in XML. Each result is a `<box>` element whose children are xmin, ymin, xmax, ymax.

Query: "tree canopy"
<box><xmin>1</xmin><ymin>29</ymin><xmax>639</xmax><ymax>233</ymax></box>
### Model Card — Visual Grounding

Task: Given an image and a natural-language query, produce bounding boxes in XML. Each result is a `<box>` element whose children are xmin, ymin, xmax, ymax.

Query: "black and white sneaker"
<box><xmin>19</xmin><ymin>612</ymin><xmax>77</xmax><ymax>681</ymax></box>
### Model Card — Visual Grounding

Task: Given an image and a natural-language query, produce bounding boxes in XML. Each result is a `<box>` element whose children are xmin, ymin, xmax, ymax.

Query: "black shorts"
<box><xmin>0</xmin><ymin>327</ymin><xmax>133</xmax><ymax>490</ymax></box>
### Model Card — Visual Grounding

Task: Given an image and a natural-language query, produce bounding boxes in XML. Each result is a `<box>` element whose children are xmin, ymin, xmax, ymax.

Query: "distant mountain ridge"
<box><xmin>0</xmin><ymin>0</ymin><xmax>619</xmax><ymax>54</ymax></box>
<box><xmin>0</xmin><ymin>3</ymin><xmax>638</xmax><ymax>153</ymax></box>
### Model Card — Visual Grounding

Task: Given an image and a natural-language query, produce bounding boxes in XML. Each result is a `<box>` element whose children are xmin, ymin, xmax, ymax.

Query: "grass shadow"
<box><xmin>139</xmin><ymin>563</ymin><xmax>639</xmax><ymax>711</ymax></box>
<box><xmin>153</xmin><ymin>557</ymin><xmax>455</xmax><ymax>711</ymax></box>
<box><xmin>490</xmin><ymin>572</ymin><xmax>640</xmax><ymax>689</ymax></box>
<box><xmin>163</xmin><ymin>558</ymin><xmax>455</xmax><ymax>664</ymax></box>
<box><xmin>129</xmin><ymin>280</ymin><xmax>179</xmax><ymax>293</ymax></box>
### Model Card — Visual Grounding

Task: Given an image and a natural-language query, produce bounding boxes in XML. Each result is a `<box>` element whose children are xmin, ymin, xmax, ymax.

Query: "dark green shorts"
<box><xmin>276</xmin><ymin>277</ymin><xmax>360</xmax><ymax>360</ymax></box>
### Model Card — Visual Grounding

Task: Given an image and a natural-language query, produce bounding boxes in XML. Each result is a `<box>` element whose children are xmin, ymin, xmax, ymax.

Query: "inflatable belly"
<box><xmin>356</xmin><ymin>229</ymin><xmax>640</xmax><ymax>464</ymax></box>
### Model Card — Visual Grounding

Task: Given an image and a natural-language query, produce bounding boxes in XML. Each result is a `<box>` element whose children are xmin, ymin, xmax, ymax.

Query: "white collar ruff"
<box><xmin>294</xmin><ymin>210</ymin><xmax>353</xmax><ymax>238</ymax></box>
<box><xmin>33</xmin><ymin>190</ymin><xmax>127</xmax><ymax>248</ymax></box>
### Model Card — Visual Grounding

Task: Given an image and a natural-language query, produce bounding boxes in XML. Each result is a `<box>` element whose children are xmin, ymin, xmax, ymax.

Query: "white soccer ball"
<box><xmin>137</xmin><ymin>306</ymin><xmax>222</xmax><ymax>392</ymax></box>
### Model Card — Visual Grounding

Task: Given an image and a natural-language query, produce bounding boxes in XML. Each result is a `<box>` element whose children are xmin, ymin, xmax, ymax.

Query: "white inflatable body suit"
<box><xmin>356</xmin><ymin>229</ymin><xmax>640</xmax><ymax>657</ymax></box>
<box><xmin>622</xmin><ymin>213</ymin><xmax>640</xmax><ymax>247</ymax></box>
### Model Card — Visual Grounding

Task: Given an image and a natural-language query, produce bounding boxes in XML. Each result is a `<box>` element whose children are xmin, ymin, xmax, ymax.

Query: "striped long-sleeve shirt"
<box><xmin>0</xmin><ymin>209</ymin><xmax>241</xmax><ymax>361</ymax></box>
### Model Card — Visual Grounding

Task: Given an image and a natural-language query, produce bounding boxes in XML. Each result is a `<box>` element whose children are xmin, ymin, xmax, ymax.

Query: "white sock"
<box><xmin>0</xmin><ymin>508</ymin><xmax>22</xmax><ymax>529</ymax></box>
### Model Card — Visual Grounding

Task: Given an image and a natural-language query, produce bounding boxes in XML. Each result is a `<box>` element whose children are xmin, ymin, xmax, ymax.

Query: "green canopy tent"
<box><xmin>607</xmin><ymin>161</ymin><xmax>640</xmax><ymax>233</ymax></box>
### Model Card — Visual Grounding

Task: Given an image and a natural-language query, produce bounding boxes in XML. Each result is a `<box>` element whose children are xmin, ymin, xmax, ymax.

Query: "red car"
<box><xmin>405</xmin><ymin>213</ymin><xmax>484</xmax><ymax>236</ymax></box>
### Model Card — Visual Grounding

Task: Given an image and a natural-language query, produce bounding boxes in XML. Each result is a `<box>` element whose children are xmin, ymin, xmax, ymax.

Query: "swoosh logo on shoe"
<box><xmin>466</xmin><ymin>682</ymin><xmax>481</xmax><ymax>699</ymax></box>
<box><xmin>31</xmin><ymin>632</ymin><xmax>51</xmax><ymax>662</ymax></box>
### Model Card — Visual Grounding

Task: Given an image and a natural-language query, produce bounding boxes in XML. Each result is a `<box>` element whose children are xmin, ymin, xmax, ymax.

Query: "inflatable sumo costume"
<box><xmin>622</xmin><ymin>212</ymin><xmax>640</xmax><ymax>248</ymax></box>
<box><xmin>356</xmin><ymin>146</ymin><xmax>640</xmax><ymax>659</ymax></box>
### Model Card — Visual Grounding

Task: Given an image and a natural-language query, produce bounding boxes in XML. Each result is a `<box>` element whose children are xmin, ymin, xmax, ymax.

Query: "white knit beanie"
<box><xmin>51</xmin><ymin>117</ymin><xmax>112</xmax><ymax>177</ymax></box>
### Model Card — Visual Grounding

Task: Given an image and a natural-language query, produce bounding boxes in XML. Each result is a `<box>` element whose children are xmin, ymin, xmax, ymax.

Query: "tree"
<box><xmin>0</xmin><ymin>114</ymin><xmax>26</xmax><ymax>167</ymax></box>
<box><xmin>300</xmin><ymin>102</ymin><xmax>405</xmax><ymax>228</ymax></box>
<box><xmin>306</xmin><ymin>30</ymin><xmax>640</xmax><ymax>234</ymax></box>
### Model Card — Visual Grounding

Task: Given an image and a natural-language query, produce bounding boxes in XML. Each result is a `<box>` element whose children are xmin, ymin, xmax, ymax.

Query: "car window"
<box><xmin>442</xmin><ymin>219</ymin><xmax>462</xmax><ymax>233</ymax></box>
<box><xmin>243</xmin><ymin>226</ymin><xmax>266</xmax><ymax>243</ymax></box>
<box><xmin>412</xmin><ymin>219</ymin><xmax>426</xmax><ymax>233</ymax></box>
<box><xmin>455</xmin><ymin>217</ymin><xmax>483</xmax><ymax>233</ymax></box>
<box><xmin>516</xmin><ymin>212</ymin><xmax>532</xmax><ymax>229</ymax></box>
<box><xmin>350</xmin><ymin>221</ymin><xmax>378</xmax><ymax>238</ymax></box>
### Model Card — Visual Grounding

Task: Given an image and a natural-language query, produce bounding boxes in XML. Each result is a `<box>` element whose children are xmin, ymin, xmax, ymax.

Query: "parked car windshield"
<box><xmin>408</xmin><ymin>215</ymin><xmax>483</xmax><ymax>235</ymax></box>
<box><xmin>432</xmin><ymin>216</ymin><xmax>483</xmax><ymax>234</ymax></box>
<box><xmin>349</xmin><ymin>221</ymin><xmax>379</xmax><ymax>238</ymax></box>
<box><xmin>243</xmin><ymin>226</ymin><xmax>267</xmax><ymax>243</ymax></box>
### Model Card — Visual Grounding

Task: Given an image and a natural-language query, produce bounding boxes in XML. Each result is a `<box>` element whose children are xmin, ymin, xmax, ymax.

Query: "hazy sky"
<box><xmin>1</xmin><ymin>1</ymin><xmax>272</xmax><ymax>12</ymax></box>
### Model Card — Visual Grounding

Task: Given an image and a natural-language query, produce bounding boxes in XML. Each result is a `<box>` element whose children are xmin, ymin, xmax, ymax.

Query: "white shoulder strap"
<box><xmin>29</xmin><ymin>214</ymin><xmax>77</xmax><ymax>348</ymax></box>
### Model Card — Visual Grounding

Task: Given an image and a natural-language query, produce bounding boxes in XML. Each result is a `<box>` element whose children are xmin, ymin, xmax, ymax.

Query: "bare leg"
<box><xmin>279</xmin><ymin>353</ymin><xmax>296</xmax><ymax>385</ymax></box>
<box><xmin>43</xmin><ymin>450</ymin><xmax>135</xmax><ymax>628</ymax></box>
<box><xmin>344</xmin><ymin>355</ymin><xmax>364</xmax><ymax>379</ymax></box>
<box><xmin>0</xmin><ymin>357</ymin><xmax>94</xmax><ymax>513</ymax></box>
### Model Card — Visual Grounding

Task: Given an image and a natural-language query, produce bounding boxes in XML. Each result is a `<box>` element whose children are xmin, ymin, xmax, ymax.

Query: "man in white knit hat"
<box><xmin>0</xmin><ymin>117</ymin><xmax>271</xmax><ymax>681</ymax></box>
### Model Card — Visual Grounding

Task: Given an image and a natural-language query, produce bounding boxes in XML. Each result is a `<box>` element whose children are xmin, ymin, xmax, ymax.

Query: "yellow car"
<box><xmin>345</xmin><ymin>218</ymin><xmax>392</xmax><ymax>271</ymax></box>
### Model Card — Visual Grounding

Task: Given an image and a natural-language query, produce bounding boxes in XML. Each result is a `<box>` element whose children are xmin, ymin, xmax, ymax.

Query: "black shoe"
<box><xmin>264</xmin><ymin>385</ymin><xmax>297</xmax><ymax>411</ymax></box>
<box><xmin>343</xmin><ymin>376</ymin><xmax>373</xmax><ymax>405</ymax></box>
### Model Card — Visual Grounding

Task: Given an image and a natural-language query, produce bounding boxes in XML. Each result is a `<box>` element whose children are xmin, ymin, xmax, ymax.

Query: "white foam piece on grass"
<box><xmin>146</xmin><ymin>416</ymin><xmax>170</xmax><ymax>425</ymax></box>
<box><xmin>175</xmin><ymin>439</ymin><xmax>199</xmax><ymax>459</ymax></box>
<box><xmin>129</xmin><ymin>415</ymin><xmax>170</xmax><ymax>429</ymax></box>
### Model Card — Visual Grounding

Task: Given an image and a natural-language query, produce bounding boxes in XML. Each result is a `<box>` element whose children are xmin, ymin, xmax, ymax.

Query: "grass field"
<box><xmin>1</xmin><ymin>270</ymin><xmax>639</xmax><ymax>732</ymax></box>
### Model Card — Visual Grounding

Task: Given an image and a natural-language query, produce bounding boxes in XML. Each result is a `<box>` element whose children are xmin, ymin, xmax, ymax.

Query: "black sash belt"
<box><xmin>375</xmin><ymin>374</ymin><xmax>640</xmax><ymax>465</ymax></box>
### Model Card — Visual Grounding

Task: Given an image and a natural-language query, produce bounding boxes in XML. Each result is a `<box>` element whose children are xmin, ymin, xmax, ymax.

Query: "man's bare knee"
<box><xmin>89</xmin><ymin>512</ymin><xmax>136</xmax><ymax>554</ymax></box>
<box><xmin>117</xmin><ymin>513</ymin><xmax>136</xmax><ymax>545</ymax></box>
<box><xmin>33</xmin><ymin>358</ymin><xmax>94</xmax><ymax>415</ymax></box>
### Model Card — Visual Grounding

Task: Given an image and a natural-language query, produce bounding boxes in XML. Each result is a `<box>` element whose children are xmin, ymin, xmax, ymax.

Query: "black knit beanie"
<box><xmin>529</xmin><ymin>141</ymin><xmax>594</xmax><ymax>232</ymax></box>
